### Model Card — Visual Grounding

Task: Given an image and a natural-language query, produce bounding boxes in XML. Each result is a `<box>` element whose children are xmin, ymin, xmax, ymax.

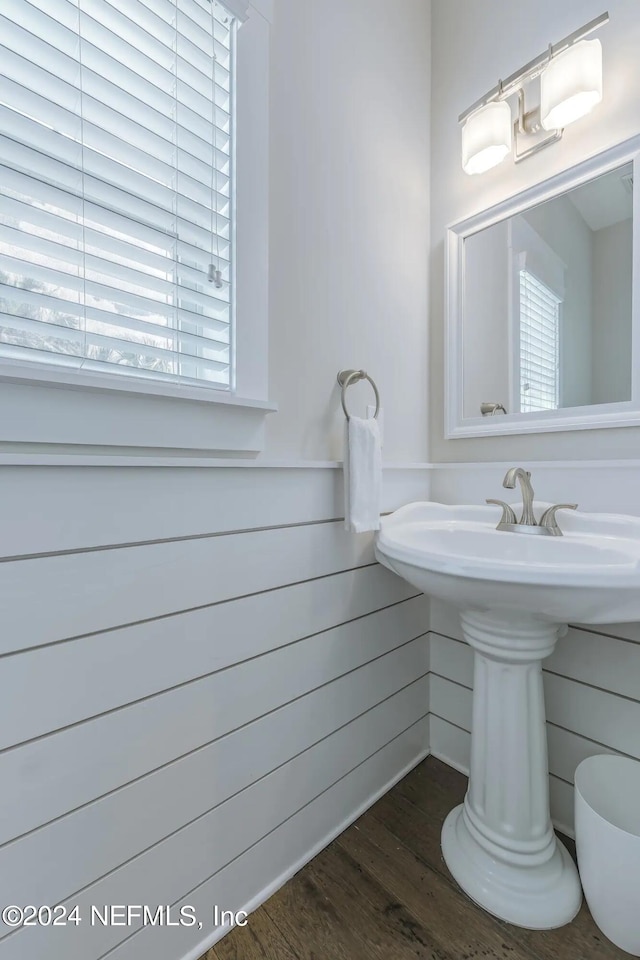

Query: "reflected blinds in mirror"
<box><xmin>519</xmin><ymin>270</ymin><xmax>561</xmax><ymax>413</ymax></box>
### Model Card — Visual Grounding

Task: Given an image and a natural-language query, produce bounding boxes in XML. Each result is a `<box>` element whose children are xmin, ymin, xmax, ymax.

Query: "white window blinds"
<box><xmin>0</xmin><ymin>0</ymin><xmax>236</xmax><ymax>389</ymax></box>
<box><xmin>519</xmin><ymin>269</ymin><xmax>561</xmax><ymax>413</ymax></box>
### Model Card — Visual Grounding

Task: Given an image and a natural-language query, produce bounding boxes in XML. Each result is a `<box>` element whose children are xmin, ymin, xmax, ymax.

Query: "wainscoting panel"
<box><xmin>0</xmin><ymin>566</ymin><xmax>419</xmax><ymax>754</ymax></box>
<box><xmin>0</xmin><ymin>464</ymin><xmax>432</xmax><ymax>557</ymax></box>
<box><xmin>429</xmin><ymin>460</ymin><xmax>640</xmax><ymax>521</ymax></box>
<box><xmin>1</xmin><ymin>687</ymin><xmax>428</xmax><ymax>959</ymax></box>
<box><xmin>0</xmin><ymin>521</ymin><xmax>378</xmax><ymax>654</ymax></box>
<box><xmin>0</xmin><ymin>465</ymin><xmax>430</xmax><ymax>960</ymax></box>
<box><xmin>428</xmin><ymin>714</ymin><xmax>470</xmax><ymax>774</ymax></box>
<box><xmin>0</xmin><ymin>639</ymin><xmax>428</xmax><ymax>911</ymax></box>
<box><xmin>105</xmin><ymin>722</ymin><xmax>429</xmax><ymax>960</ymax></box>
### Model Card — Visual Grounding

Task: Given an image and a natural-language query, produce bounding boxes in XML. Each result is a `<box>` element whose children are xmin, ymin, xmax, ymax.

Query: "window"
<box><xmin>0</xmin><ymin>0</ymin><xmax>272</xmax><ymax>459</ymax></box>
<box><xmin>0</xmin><ymin>0</ymin><xmax>239</xmax><ymax>391</ymax></box>
<box><xmin>519</xmin><ymin>269</ymin><xmax>561</xmax><ymax>413</ymax></box>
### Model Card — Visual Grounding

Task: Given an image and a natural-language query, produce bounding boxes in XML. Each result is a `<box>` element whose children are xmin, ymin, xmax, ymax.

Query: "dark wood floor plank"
<box><xmin>368</xmin><ymin>788</ymin><xmax>446</xmax><ymax>874</ymax></box>
<box><xmin>372</xmin><ymin>770</ymin><xmax>627</xmax><ymax>960</ymax></box>
<box><xmin>338</xmin><ymin>813</ymin><xmax>538</xmax><ymax>960</ymax></box>
<box><xmin>201</xmin><ymin>946</ymin><xmax>222</xmax><ymax>960</ymax></box>
<box><xmin>263</xmin><ymin>866</ymin><xmax>372</xmax><ymax>960</ymax></box>
<box><xmin>501</xmin><ymin>896</ymin><xmax>627</xmax><ymax>960</ymax></box>
<box><xmin>204</xmin><ymin>755</ymin><xmax>629</xmax><ymax>960</ymax></box>
<box><xmin>212</xmin><ymin>906</ymin><xmax>299</xmax><ymax>960</ymax></box>
<box><xmin>394</xmin><ymin>756</ymin><xmax>468</xmax><ymax>820</ymax></box>
<box><xmin>308</xmin><ymin>843</ymin><xmax>454</xmax><ymax>960</ymax></box>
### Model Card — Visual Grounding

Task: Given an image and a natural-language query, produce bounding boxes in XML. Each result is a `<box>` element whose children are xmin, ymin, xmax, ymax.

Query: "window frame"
<box><xmin>0</xmin><ymin>0</ymin><xmax>275</xmax><ymax>460</ymax></box>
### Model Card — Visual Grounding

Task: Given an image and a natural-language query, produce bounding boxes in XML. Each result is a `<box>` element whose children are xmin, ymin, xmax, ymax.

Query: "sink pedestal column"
<box><xmin>441</xmin><ymin>611</ymin><xmax>582</xmax><ymax>929</ymax></box>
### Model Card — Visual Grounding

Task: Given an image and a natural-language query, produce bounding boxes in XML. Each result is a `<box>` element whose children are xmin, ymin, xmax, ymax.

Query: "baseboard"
<box><xmin>429</xmin><ymin>747</ymin><xmax>469</xmax><ymax>778</ymax></box>
<box><xmin>179</xmin><ymin>746</ymin><xmax>431</xmax><ymax>960</ymax></box>
<box><xmin>552</xmin><ymin>816</ymin><xmax>575</xmax><ymax>840</ymax></box>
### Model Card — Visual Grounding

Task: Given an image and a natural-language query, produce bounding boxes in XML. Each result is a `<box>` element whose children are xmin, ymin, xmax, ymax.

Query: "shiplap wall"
<box><xmin>429</xmin><ymin>461</ymin><xmax>640</xmax><ymax>836</ymax></box>
<box><xmin>7</xmin><ymin>456</ymin><xmax>636</xmax><ymax>960</ymax></box>
<box><xmin>0</xmin><ymin>465</ymin><xmax>431</xmax><ymax>960</ymax></box>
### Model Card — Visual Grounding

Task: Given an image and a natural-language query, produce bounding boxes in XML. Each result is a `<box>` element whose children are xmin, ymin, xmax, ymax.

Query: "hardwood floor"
<box><xmin>203</xmin><ymin>757</ymin><xmax>628</xmax><ymax>960</ymax></box>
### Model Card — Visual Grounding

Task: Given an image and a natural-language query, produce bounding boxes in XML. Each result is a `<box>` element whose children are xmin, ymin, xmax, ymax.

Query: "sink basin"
<box><xmin>376</xmin><ymin>501</ymin><xmax>640</xmax><ymax>623</ymax></box>
<box><xmin>375</xmin><ymin>501</ymin><xmax>640</xmax><ymax>931</ymax></box>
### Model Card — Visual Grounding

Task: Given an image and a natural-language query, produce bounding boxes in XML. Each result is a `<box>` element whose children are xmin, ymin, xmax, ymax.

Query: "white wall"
<box><xmin>0</xmin><ymin>3</ymin><xmax>433</xmax><ymax>960</ymax></box>
<box><xmin>592</xmin><ymin>217</ymin><xmax>633</xmax><ymax>402</ymax></box>
<box><xmin>462</xmin><ymin>221</ymin><xmax>510</xmax><ymax>417</ymax></box>
<box><xmin>430</xmin><ymin>0</ymin><xmax>640</xmax><ymax>462</ymax></box>
<box><xmin>267</xmin><ymin>0</ymin><xmax>431</xmax><ymax>462</ymax></box>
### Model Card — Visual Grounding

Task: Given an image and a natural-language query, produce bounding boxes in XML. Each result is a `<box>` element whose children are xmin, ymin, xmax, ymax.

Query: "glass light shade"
<box><xmin>540</xmin><ymin>39</ymin><xmax>603</xmax><ymax>131</ymax></box>
<box><xmin>462</xmin><ymin>101</ymin><xmax>512</xmax><ymax>175</ymax></box>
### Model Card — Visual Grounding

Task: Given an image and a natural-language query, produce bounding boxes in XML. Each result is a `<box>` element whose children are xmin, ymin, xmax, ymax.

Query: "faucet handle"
<box><xmin>486</xmin><ymin>499</ymin><xmax>517</xmax><ymax>527</ymax></box>
<box><xmin>539</xmin><ymin>503</ymin><xmax>577</xmax><ymax>536</ymax></box>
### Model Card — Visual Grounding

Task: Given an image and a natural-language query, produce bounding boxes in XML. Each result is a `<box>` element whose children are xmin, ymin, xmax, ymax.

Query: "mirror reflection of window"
<box><xmin>461</xmin><ymin>160</ymin><xmax>633</xmax><ymax>421</ymax></box>
<box><xmin>509</xmin><ymin>216</ymin><xmax>566</xmax><ymax>414</ymax></box>
<box><xmin>519</xmin><ymin>271</ymin><xmax>562</xmax><ymax>413</ymax></box>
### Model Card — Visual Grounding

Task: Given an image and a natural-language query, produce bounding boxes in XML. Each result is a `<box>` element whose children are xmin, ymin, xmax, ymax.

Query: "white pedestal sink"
<box><xmin>375</xmin><ymin>501</ymin><xmax>640</xmax><ymax>930</ymax></box>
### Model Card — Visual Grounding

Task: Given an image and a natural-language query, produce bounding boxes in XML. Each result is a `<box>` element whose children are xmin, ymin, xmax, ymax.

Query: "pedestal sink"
<box><xmin>375</xmin><ymin>500</ymin><xmax>640</xmax><ymax>930</ymax></box>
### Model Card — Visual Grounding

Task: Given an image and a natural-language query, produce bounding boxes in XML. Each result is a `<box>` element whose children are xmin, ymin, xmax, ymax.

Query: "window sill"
<box><xmin>0</xmin><ymin>361</ymin><xmax>277</xmax><ymax>412</ymax></box>
<box><xmin>0</xmin><ymin>360</ymin><xmax>277</xmax><ymax>458</ymax></box>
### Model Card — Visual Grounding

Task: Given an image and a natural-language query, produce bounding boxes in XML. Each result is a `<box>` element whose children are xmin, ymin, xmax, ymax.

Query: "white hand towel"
<box><xmin>343</xmin><ymin>415</ymin><xmax>382</xmax><ymax>533</ymax></box>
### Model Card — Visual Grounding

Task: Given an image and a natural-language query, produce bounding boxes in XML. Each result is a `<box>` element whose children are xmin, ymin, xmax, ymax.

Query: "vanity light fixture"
<box><xmin>540</xmin><ymin>39</ymin><xmax>603</xmax><ymax>130</ymax></box>
<box><xmin>460</xmin><ymin>12</ymin><xmax>608</xmax><ymax>175</ymax></box>
<box><xmin>462</xmin><ymin>101</ymin><xmax>512</xmax><ymax>175</ymax></box>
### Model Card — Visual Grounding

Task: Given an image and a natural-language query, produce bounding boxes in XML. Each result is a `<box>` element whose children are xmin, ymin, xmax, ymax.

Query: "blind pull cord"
<box><xmin>209</xmin><ymin>1</ymin><xmax>224</xmax><ymax>289</ymax></box>
<box><xmin>208</xmin><ymin>264</ymin><xmax>223</xmax><ymax>286</ymax></box>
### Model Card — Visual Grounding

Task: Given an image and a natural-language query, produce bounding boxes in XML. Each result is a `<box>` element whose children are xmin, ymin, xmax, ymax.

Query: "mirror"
<box><xmin>446</xmin><ymin>140</ymin><xmax>639</xmax><ymax>437</ymax></box>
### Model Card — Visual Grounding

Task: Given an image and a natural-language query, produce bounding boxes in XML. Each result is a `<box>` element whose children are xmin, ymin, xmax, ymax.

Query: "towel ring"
<box><xmin>337</xmin><ymin>369</ymin><xmax>380</xmax><ymax>420</ymax></box>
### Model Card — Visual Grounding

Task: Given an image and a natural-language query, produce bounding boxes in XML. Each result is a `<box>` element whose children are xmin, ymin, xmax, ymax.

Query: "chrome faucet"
<box><xmin>487</xmin><ymin>467</ymin><xmax>577</xmax><ymax>536</ymax></box>
<box><xmin>503</xmin><ymin>467</ymin><xmax>537</xmax><ymax>525</ymax></box>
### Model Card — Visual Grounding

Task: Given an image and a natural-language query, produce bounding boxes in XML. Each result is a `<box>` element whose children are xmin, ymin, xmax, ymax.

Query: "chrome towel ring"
<box><xmin>337</xmin><ymin>369</ymin><xmax>380</xmax><ymax>420</ymax></box>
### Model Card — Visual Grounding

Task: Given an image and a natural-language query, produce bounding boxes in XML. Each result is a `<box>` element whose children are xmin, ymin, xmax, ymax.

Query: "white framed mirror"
<box><xmin>446</xmin><ymin>135</ymin><xmax>639</xmax><ymax>438</ymax></box>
